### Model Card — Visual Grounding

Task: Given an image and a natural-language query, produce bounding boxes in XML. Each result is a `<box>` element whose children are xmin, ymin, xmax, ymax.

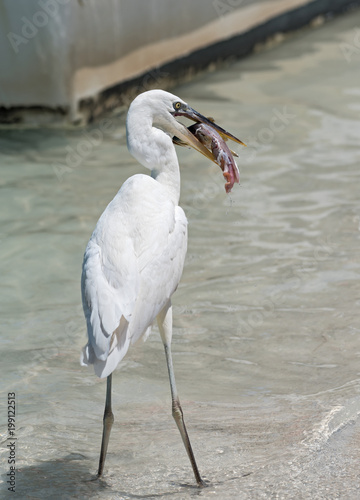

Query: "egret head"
<box><xmin>127</xmin><ymin>89</ymin><xmax>244</xmax><ymax>164</ymax></box>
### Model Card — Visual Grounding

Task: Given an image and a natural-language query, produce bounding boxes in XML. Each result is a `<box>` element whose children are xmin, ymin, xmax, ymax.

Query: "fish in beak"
<box><xmin>171</xmin><ymin>119</ymin><xmax>218</xmax><ymax>163</ymax></box>
<box><xmin>175</xmin><ymin>106</ymin><xmax>246</xmax><ymax>147</ymax></box>
<box><xmin>173</xmin><ymin>105</ymin><xmax>246</xmax><ymax>193</ymax></box>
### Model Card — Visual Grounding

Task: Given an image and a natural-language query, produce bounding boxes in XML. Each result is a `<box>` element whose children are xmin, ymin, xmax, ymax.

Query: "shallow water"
<box><xmin>1</xmin><ymin>10</ymin><xmax>360</xmax><ymax>499</ymax></box>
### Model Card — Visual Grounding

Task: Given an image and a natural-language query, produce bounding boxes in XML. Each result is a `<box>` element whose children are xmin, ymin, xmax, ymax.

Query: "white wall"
<box><xmin>0</xmin><ymin>0</ymin><xmax>354</xmax><ymax>122</ymax></box>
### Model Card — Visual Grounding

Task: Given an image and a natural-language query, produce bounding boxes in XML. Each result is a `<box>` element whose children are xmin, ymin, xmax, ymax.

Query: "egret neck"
<box><xmin>126</xmin><ymin>106</ymin><xmax>181</xmax><ymax>206</ymax></box>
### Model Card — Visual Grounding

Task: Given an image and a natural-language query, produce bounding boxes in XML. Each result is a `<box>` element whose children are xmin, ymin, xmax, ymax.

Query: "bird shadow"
<box><xmin>0</xmin><ymin>453</ymin><xmax>206</xmax><ymax>499</ymax></box>
<box><xmin>1</xmin><ymin>453</ymin><xmax>95</xmax><ymax>499</ymax></box>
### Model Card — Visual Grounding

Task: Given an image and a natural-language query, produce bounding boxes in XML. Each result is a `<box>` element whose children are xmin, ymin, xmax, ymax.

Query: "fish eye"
<box><xmin>173</xmin><ymin>101</ymin><xmax>182</xmax><ymax>110</ymax></box>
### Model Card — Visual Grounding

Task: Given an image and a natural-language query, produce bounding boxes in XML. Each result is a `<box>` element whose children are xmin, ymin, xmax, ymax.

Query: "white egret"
<box><xmin>80</xmin><ymin>89</ymin><xmax>244</xmax><ymax>487</ymax></box>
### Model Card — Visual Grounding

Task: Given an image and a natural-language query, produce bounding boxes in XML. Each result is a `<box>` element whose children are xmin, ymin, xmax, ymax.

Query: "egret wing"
<box><xmin>81</xmin><ymin>235</ymin><xmax>139</xmax><ymax>362</ymax></box>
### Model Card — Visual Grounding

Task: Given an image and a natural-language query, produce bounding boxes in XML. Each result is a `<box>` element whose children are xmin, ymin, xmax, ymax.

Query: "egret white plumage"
<box><xmin>80</xmin><ymin>89</ymin><xmax>244</xmax><ymax>486</ymax></box>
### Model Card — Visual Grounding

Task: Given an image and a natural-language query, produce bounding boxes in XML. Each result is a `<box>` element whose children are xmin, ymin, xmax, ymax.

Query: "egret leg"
<box><xmin>157</xmin><ymin>303</ymin><xmax>206</xmax><ymax>487</ymax></box>
<box><xmin>97</xmin><ymin>374</ymin><xmax>114</xmax><ymax>477</ymax></box>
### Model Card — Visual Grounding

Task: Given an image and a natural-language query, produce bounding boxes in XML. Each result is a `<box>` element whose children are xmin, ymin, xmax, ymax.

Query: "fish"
<box><xmin>173</xmin><ymin>119</ymin><xmax>242</xmax><ymax>193</ymax></box>
<box><xmin>188</xmin><ymin>122</ymin><xmax>240</xmax><ymax>194</ymax></box>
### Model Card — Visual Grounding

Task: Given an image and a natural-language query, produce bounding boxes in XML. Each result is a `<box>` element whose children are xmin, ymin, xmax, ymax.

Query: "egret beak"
<box><xmin>174</xmin><ymin>106</ymin><xmax>246</xmax><ymax>146</ymax></box>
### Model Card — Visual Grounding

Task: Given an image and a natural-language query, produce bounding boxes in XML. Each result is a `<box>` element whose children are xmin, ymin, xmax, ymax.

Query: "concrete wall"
<box><xmin>0</xmin><ymin>0</ymin><xmax>357</xmax><ymax>124</ymax></box>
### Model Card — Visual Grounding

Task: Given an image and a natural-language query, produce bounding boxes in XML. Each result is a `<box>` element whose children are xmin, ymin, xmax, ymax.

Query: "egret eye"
<box><xmin>174</xmin><ymin>101</ymin><xmax>182</xmax><ymax>110</ymax></box>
